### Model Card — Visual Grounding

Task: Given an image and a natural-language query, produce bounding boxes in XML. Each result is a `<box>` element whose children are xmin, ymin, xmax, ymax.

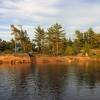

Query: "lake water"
<box><xmin>0</xmin><ymin>62</ymin><xmax>100</xmax><ymax>100</ymax></box>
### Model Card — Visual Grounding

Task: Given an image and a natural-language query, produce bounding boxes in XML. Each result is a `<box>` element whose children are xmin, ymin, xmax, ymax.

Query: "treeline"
<box><xmin>0</xmin><ymin>23</ymin><xmax>100</xmax><ymax>56</ymax></box>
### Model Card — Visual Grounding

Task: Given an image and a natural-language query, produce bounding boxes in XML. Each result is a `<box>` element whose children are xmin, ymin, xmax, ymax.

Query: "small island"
<box><xmin>0</xmin><ymin>23</ymin><xmax>100</xmax><ymax>64</ymax></box>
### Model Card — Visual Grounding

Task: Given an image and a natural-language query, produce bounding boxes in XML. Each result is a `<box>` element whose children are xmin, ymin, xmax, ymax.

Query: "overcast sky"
<box><xmin>0</xmin><ymin>0</ymin><xmax>100</xmax><ymax>41</ymax></box>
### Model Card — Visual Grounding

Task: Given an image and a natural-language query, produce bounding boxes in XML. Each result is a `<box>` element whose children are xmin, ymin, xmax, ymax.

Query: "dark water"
<box><xmin>0</xmin><ymin>62</ymin><xmax>100</xmax><ymax>100</ymax></box>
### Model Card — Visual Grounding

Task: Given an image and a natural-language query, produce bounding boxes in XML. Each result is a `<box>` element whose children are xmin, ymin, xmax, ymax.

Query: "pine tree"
<box><xmin>46</xmin><ymin>23</ymin><xmax>66</xmax><ymax>55</ymax></box>
<box><xmin>34</xmin><ymin>26</ymin><xmax>46</xmax><ymax>54</ymax></box>
<box><xmin>10</xmin><ymin>25</ymin><xmax>31</xmax><ymax>52</ymax></box>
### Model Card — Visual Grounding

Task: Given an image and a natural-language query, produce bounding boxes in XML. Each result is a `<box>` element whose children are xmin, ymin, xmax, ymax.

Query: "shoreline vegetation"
<box><xmin>1</xmin><ymin>23</ymin><xmax>100</xmax><ymax>63</ymax></box>
<box><xmin>0</xmin><ymin>53</ymin><xmax>100</xmax><ymax>64</ymax></box>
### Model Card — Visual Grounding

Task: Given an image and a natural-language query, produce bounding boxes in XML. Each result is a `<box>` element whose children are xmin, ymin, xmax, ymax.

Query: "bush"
<box><xmin>3</xmin><ymin>50</ymin><xmax>14</xmax><ymax>54</ymax></box>
<box><xmin>96</xmin><ymin>52</ymin><xmax>100</xmax><ymax>58</ymax></box>
<box><xmin>83</xmin><ymin>43</ymin><xmax>90</xmax><ymax>55</ymax></box>
<box><xmin>64</xmin><ymin>46</ymin><xmax>74</xmax><ymax>56</ymax></box>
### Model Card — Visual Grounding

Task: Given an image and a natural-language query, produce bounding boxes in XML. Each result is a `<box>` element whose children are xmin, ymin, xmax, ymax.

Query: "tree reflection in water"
<box><xmin>0</xmin><ymin>62</ymin><xmax>100</xmax><ymax>100</ymax></box>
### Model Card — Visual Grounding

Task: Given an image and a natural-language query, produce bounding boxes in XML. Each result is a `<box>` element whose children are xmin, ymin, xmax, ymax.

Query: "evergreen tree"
<box><xmin>59</xmin><ymin>38</ymin><xmax>68</xmax><ymax>55</ymax></box>
<box><xmin>68</xmin><ymin>38</ymin><xmax>73</xmax><ymax>46</ymax></box>
<box><xmin>46</xmin><ymin>26</ymin><xmax>55</xmax><ymax>55</ymax></box>
<box><xmin>72</xmin><ymin>43</ymin><xmax>78</xmax><ymax>55</ymax></box>
<box><xmin>83</xmin><ymin>43</ymin><xmax>90</xmax><ymax>55</ymax></box>
<box><xmin>64</xmin><ymin>46</ymin><xmax>74</xmax><ymax>56</ymax></box>
<box><xmin>34</xmin><ymin>26</ymin><xmax>46</xmax><ymax>54</ymax></box>
<box><xmin>94</xmin><ymin>33</ymin><xmax>100</xmax><ymax>48</ymax></box>
<box><xmin>74</xmin><ymin>30</ymin><xmax>84</xmax><ymax>49</ymax></box>
<box><xmin>84</xmin><ymin>32</ymin><xmax>89</xmax><ymax>44</ymax></box>
<box><xmin>46</xmin><ymin>23</ymin><xmax>66</xmax><ymax>55</ymax></box>
<box><xmin>87</xmin><ymin>28</ymin><xmax>95</xmax><ymax>48</ymax></box>
<box><xmin>10</xmin><ymin>25</ymin><xmax>31</xmax><ymax>52</ymax></box>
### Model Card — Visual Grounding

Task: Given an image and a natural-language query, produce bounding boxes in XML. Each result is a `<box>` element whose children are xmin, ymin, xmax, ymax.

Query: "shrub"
<box><xmin>3</xmin><ymin>50</ymin><xmax>14</xmax><ymax>54</ymax></box>
<box><xmin>64</xmin><ymin>46</ymin><xmax>74</xmax><ymax>56</ymax></box>
<box><xmin>83</xmin><ymin>43</ymin><xmax>90</xmax><ymax>55</ymax></box>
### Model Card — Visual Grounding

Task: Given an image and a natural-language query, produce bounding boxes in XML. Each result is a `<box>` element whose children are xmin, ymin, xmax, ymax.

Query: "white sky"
<box><xmin>0</xmin><ymin>0</ymin><xmax>100</xmax><ymax>41</ymax></box>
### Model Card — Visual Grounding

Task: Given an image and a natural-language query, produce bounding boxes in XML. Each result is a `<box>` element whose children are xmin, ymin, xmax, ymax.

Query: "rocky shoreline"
<box><xmin>0</xmin><ymin>53</ymin><xmax>31</xmax><ymax>64</ymax></box>
<box><xmin>31</xmin><ymin>56</ymin><xmax>99</xmax><ymax>63</ymax></box>
<box><xmin>0</xmin><ymin>54</ymin><xmax>100</xmax><ymax>64</ymax></box>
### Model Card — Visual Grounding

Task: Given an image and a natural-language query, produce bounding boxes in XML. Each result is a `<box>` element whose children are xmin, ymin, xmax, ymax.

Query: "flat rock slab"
<box><xmin>0</xmin><ymin>53</ymin><xmax>31</xmax><ymax>63</ymax></box>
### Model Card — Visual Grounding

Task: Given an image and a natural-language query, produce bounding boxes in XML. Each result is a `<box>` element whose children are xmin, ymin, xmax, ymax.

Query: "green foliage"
<box><xmin>94</xmin><ymin>33</ymin><xmax>100</xmax><ymax>48</ymax></box>
<box><xmin>72</xmin><ymin>43</ymin><xmax>78</xmax><ymax>55</ymax></box>
<box><xmin>1</xmin><ymin>24</ymin><xmax>100</xmax><ymax>57</ymax></box>
<box><xmin>10</xmin><ymin>25</ymin><xmax>31</xmax><ymax>53</ymax></box>
<box><xmin>83</xmin><ymin>43</ymin><xmax>90</xmax><ymax>55</ymax></box>
<box><xmin>0</xmin><ymin>40</ymin><xmax>11</xmax><ymax>52</ymax></box>
<box><xmin>34</xmin><ymin>26</ymin><xmax>46</xmax><ymax>54</ymax></box>
<box><xmin>46</xmin><ymin>23</ymin><xmax>66</xmax><ymax>55</ymax></box>
<box><xmin>64</xmin><ymin>46</ymin><xmax>74</xmax><ymax>56</ymax></box>
<box><xmin>96</xmin><ymin>52</ymin><xmax>100</xmax><ymax>58</ymax></box>
<box><xmin>58</xmin><ymin>38</ymin><xmax>68</xmax><ymax>55</ymax></box>
<box><xmin>74</xmin><ymin>30</ymin><xmax>84</xmax><ymax>49</ymax></box>
<box><xmin>87</xmin><ymin>28</ymin><xmax>95</xmax><ymax>48</ymax></box>
<box><xmin>68</xmin><ymin>38</ymin><xmax>73</xmax><ymax>46</ymax></box>
<box><xmin>3</xmin><ymin>50</ymin><xmax>14</xmax><ymax>54</ymax></box>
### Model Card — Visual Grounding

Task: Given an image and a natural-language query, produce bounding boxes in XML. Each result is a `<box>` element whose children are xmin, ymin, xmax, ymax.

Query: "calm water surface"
<box><xmin>0</xmin><ymin>62</ymin><xmax>100</xmax><ymax>100</ymax></box>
